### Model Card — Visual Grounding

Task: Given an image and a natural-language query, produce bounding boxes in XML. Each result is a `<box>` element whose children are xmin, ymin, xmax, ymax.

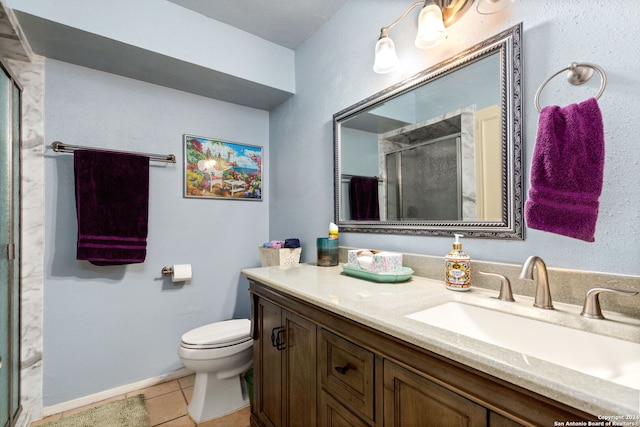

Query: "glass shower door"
<box><xmin>0</xmin><ymin>60</ymin><xmax>21</xmax><ymax>427</ymax></box>
<box><xmin>385</xmin><ymin>134</ymin><xmax>462</xmax><ymax>221</ymax></box>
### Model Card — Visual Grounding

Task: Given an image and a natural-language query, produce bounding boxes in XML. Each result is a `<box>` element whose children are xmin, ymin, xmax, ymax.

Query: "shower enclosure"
<box><xmin>0</xmin><ymin>58</ymin><xmax>22</xmax><ymax>427</ymax></box>
<box><xmin>385</xmin><ymin>134</ymin><xmax>463</xmax><ymax>221</ymax></box>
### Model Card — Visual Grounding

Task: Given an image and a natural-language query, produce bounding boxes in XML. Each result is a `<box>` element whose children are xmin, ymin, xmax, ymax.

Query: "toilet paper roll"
<box><xmin>171</xmin><ymin>264</ymin><xmax>192</xmax><ymax>282</ymax></box>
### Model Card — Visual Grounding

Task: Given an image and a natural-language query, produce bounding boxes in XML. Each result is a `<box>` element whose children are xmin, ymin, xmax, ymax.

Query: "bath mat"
<box><xmin>39</xmin><ymin>394</ymin><xmax>150</xmax><ymax>427</ymax></box>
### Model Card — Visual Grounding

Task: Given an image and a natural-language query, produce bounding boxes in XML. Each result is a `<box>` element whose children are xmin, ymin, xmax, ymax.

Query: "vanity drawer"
<box><xmin>319</xmin><ymin>389</ymin><xmax>371</xmax><ymax>427</ymax></box>
<box><xmin>318</xmin><ymin>329</ymin><xmax>375</xmax><ymax>421</ymax></box>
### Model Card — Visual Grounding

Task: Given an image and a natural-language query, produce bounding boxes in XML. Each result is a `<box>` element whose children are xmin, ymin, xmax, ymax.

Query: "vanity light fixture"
<box><xmin>475</xmin><ymin>0</ymin><xmax>515</xmax><ymax>15</ymax></box>
<box><xmin>414</xmin><ymin>1</ymin><xmax>448</xmax><ymax>49</ymax></box>
<box><xmin>373</xmin><ymin>0</ymin><xmax>513</xmax><ymax>74</ymax></box>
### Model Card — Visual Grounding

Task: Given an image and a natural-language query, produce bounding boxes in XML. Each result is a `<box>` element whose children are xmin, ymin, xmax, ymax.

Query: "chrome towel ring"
<box><xmin>534</xmin><ymin>62</ymin><xmax>607</xmax><ymax>112</ymax></box>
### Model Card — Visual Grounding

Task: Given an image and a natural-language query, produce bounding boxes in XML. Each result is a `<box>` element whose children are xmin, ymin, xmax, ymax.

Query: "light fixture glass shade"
<box><xmin>373</xmin><ymin>36</ymin><xmax>399</xmax><ymax>74</ymax></box>
<box><xmin>476</xmin><ymin>0</ymin><xmax>515</xmax><ymax>15</ymax></box>
<box><xmin>415</xmin><ymin>4</ymin><xmax>447</xmax><ymax>49</ymax></box>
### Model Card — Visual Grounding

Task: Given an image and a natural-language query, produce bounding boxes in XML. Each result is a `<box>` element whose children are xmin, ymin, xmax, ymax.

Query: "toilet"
<box><xmin>178</xmin><ymin>318</ymin><xmax>253</xmax><ymax>423</ymax></box>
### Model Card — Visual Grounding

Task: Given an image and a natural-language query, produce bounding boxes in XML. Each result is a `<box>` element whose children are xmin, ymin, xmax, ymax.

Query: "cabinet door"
<box><xmin>282</xmin><ymin>310</ymin><xmax>317</xmax><ymax>426</ymax></box>
<box><xmin>253</xmin><ymin>296</ymin><xmax>317</xmax><ymax>427</ymax></box>
<box><xmin>383</xmin><ymin>360</ymin><xmax>487</xmax><ymax>426</ymax></box>
<box><xmin>255</xmin><ymin>298</ymin><xmax>284</xmax><ymax>427</ymax></box>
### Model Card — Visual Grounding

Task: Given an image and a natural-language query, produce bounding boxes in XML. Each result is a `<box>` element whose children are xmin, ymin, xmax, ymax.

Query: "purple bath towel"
<box><xmin>349</xmin><ymin>176</ymin><xmax>380</xmax><ymax>220</ymax></box>
<box><xmin>525</xmin><ymin>97</ymin><xmax>604</xmax><ymax>242</ymax></box>
<box><xmin>74</xmin><ymin>150</ymin><xmax>150</xmax><ymax>265</ymax></box>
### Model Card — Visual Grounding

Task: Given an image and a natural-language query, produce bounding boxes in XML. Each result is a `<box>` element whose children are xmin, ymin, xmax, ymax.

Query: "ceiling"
<box><xmin>166</xmin><ymin>0</ymin><xmax>349</xmax><ymax>49</ymax></box>
<box><xmin>9</xmin><ymin>0</ymin><xmax>349</xmax><ymax>110</ymax></box>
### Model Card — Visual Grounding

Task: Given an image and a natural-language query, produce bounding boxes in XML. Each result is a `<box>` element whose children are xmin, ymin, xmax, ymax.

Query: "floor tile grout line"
<box><xmin>179</xmin><ymin>387</ymin><xmax>189</xmax><ymax>406</ymax></box>
<box><xmin>152</xmin><ymin>413</ymin><xmax>193</xmax><ymax>427</ymax></box>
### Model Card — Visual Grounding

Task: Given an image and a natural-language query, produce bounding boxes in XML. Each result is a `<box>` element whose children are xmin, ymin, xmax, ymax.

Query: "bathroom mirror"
<box><xmin>334</xmin><ymin>23</ymin><xmax>523</xmax><ymax>239</ymax></box>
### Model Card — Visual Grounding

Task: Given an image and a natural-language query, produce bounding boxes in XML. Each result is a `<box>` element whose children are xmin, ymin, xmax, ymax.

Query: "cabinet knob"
<box><xmin>334</xmin><ymin>365</ymin><xmax>349</xmax><ymax>375</ymax></box>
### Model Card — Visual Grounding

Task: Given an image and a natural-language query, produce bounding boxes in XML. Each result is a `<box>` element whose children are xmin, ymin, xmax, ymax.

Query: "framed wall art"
<box><xmin>184</xmin><ymin>134</ymin><xmax>263</xmax><ymax>201</ymax></box>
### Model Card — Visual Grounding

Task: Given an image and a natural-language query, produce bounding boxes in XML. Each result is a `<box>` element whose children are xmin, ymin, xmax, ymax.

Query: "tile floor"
<box><xmin>30</xmin><ymin>374</ymin><xmax>251</xmax><ymax>427</ymax></box>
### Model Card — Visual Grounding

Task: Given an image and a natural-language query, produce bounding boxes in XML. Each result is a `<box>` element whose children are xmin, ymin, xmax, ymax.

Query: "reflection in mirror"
<box><xmin>334</xmin><ymin>23</ymin><xmax>523</xmax><ymax>239</ymax></box>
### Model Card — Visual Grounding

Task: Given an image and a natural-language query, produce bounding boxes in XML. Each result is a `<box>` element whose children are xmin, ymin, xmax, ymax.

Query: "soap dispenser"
<box><xmin>445</xmin><ymin>234</ymin><xmax>471</xmax><ymax>291</ymax></box>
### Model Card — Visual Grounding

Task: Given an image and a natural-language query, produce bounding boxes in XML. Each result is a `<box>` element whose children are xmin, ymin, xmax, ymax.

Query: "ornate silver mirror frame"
<box><xmin>333</xmin><ymin>23</ymin><xmax>523</xmax><ymax>239</ymax></box>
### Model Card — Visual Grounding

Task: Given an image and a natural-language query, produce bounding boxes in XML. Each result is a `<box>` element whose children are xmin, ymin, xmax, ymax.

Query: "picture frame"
<box><xmin>184</xmin><ymin>134</ymin><xmax>263</xmax><ymax>201</ymax></box>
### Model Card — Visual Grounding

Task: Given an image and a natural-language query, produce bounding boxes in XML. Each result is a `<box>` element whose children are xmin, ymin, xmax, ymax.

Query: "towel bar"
<box><xmin>534</xmin><ymin>62</ymin><xmax>607</xmax><ymax>112</ymax></box>
<box><xmin>51</xmin><ymin>141</ymin><xmax>176</xmax><ymax>163</ymax></box>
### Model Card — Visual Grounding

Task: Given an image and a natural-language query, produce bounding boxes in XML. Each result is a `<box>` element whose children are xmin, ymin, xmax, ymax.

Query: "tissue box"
<box><xmin>370</xmin><ymin>251</ymin><xmax>403</xmax><ymax>273</ymax></box>
<box><xmin>348</xmin><ymin>249</ymin><xmax>403</xmax><ymax>273</ymax></box>
<box><xmin>347</xmin><ymin>250</ymin><xmax>361</xmax><ymax>268</ymax></box>
<box><xmin>259</xmin><ymin>247</ymin><xmax>301</xmax><ymax>267</ymax></box>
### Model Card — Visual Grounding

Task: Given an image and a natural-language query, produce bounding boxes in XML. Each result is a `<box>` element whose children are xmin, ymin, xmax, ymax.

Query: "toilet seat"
<box><xmin>181</xmin><ymin>319</ymin><xmax>251</xmax><ymax>350</ymax></box>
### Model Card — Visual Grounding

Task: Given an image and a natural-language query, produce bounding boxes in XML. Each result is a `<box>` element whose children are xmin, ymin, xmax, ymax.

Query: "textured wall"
<box><xmin>269</xmin><ymin>0</ymin><xmax>640</xmax><ymax>276</ymax></box>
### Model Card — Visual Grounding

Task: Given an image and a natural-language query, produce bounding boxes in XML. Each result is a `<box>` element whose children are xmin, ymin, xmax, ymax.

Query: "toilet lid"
<box><xmin>181</xmin><ymin>318</ymin><xmax>251</xmax><ymax>349</ymax></box>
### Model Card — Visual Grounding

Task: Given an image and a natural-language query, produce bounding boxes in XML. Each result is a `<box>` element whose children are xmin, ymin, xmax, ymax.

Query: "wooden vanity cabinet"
<box><xmin>249</xmin><ymin>280</ymin><xmax>596</xmax><ymax>427</ymax></box>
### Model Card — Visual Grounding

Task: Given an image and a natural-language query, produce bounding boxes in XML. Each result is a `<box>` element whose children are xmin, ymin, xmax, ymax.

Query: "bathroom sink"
<box><xmin>407</xmin><ymin>302</ymin><xmax>640</xmax><ymax>390</ymax></box>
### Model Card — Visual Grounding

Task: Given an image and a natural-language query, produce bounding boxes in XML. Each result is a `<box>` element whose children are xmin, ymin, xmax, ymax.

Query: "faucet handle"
<box><xmin>580</xmin><ymin>287</ymin><xmax>639</xmax><ymax>319</ymax></box>
<box><xmin>479</xmin><ymin>271</ymin><xmax>515</xmax><ymax>302</ymax></box>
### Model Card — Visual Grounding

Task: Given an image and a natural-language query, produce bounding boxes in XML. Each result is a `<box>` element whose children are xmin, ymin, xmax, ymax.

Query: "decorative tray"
<box><xmin>341</xmin><ymin>264</ymin><xmax>414</xmax><ymax>283</ymax></box>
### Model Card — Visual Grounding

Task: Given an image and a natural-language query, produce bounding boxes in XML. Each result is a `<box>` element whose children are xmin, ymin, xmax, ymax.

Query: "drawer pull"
<box><xmin>334</xmin><ymin>365</ymin><xmax>350</xmax><ymax>375</ymax></box>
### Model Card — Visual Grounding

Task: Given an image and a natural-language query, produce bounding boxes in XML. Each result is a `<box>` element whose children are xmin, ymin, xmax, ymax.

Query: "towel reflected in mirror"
<box><xmin>349</xmin><ymin>176</ymin><xmax>380</xmax><ymax>221</ymax></box>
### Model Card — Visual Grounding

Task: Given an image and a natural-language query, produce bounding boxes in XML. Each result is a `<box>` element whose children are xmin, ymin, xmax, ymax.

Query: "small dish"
<box><xmin>341</xmin><ymin>264</ymin><xmax>414</xmax><ymax>283</ymax></box>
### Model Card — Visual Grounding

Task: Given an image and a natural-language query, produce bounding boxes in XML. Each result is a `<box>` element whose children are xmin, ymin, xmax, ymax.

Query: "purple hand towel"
<box><xmin>525</xmin><ymin>97</ymin><xmax>605</xmax><ymax>242</ymax></box>
<box><xmin>74</xmin><ymin>150</ymin><xmax>150</xmax><ymax>265</ymax></box>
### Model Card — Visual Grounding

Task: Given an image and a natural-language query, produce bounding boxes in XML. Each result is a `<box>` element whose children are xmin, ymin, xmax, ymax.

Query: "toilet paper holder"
<box><xmin>161</xmin><ymin>264</ymin><xmax>192</xmax><ymax>282</ymax></box>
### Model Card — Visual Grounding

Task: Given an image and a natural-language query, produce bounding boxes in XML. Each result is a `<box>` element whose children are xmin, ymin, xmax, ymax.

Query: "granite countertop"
<box><xmin>242</xmin><ymin>263</ymin><xmax>640</xmax><ymax>417</ymax></box>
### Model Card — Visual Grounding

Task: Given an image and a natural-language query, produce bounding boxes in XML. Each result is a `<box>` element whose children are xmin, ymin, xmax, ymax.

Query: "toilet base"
<box><xmin>188</xmin><ymin>370</ymin><xmax>249</xmax><ymax>423</ymax></box>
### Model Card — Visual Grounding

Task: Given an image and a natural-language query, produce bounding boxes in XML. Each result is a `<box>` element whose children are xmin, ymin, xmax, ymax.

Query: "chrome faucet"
<box><xmin>580</xmin><ymin>287</ymin><xmax>638</xmax><ymax>319</ymax></box>
<box><xmin>519</xmin><ymin>256</ymin><xmax>553</xmax><ymax>309</ymax></box>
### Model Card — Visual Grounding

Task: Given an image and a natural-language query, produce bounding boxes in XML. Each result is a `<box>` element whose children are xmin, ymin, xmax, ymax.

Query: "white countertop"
<box><xmin>242</xmin><ymin>263</ymin><xmax>640</xmax><ymax>417</ymax></box>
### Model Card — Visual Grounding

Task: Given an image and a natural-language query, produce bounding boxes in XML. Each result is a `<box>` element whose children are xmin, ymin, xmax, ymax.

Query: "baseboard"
<box><xmin>42</xmin><ymin>368</ymin><xmax>192</xmax><ymax>417</ymax></box>
<box><xmin>14</xmin><ymin>408</ymin><xmax>31</xmax><ymax>427</ymax></box>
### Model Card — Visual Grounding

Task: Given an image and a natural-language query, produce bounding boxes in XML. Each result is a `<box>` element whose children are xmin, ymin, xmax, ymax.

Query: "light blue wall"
<box><xmin>43</xmin><ymin>59</ymin><xmax>269</xmax><ymax>405</ymax></box>
<box><xmin>341</xmin><ymin>128</ymin><xmax>379</xmax><ymax>177</ymax></box>
<box><xmin>270</xmin><ymin>0</ymin><xmax>640</xmax><ymax>276</ymax></box>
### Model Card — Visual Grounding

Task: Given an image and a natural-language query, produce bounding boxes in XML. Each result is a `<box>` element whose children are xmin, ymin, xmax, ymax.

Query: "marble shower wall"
<box><xmin>0</xmin><ymin>0</ymin><xmax>44</xmax><ymax>423</ymax></box>
<box><xmin>10</xmin><ymin>51</ymin><xmax>45</xmax><ymax>424</ymax></box>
